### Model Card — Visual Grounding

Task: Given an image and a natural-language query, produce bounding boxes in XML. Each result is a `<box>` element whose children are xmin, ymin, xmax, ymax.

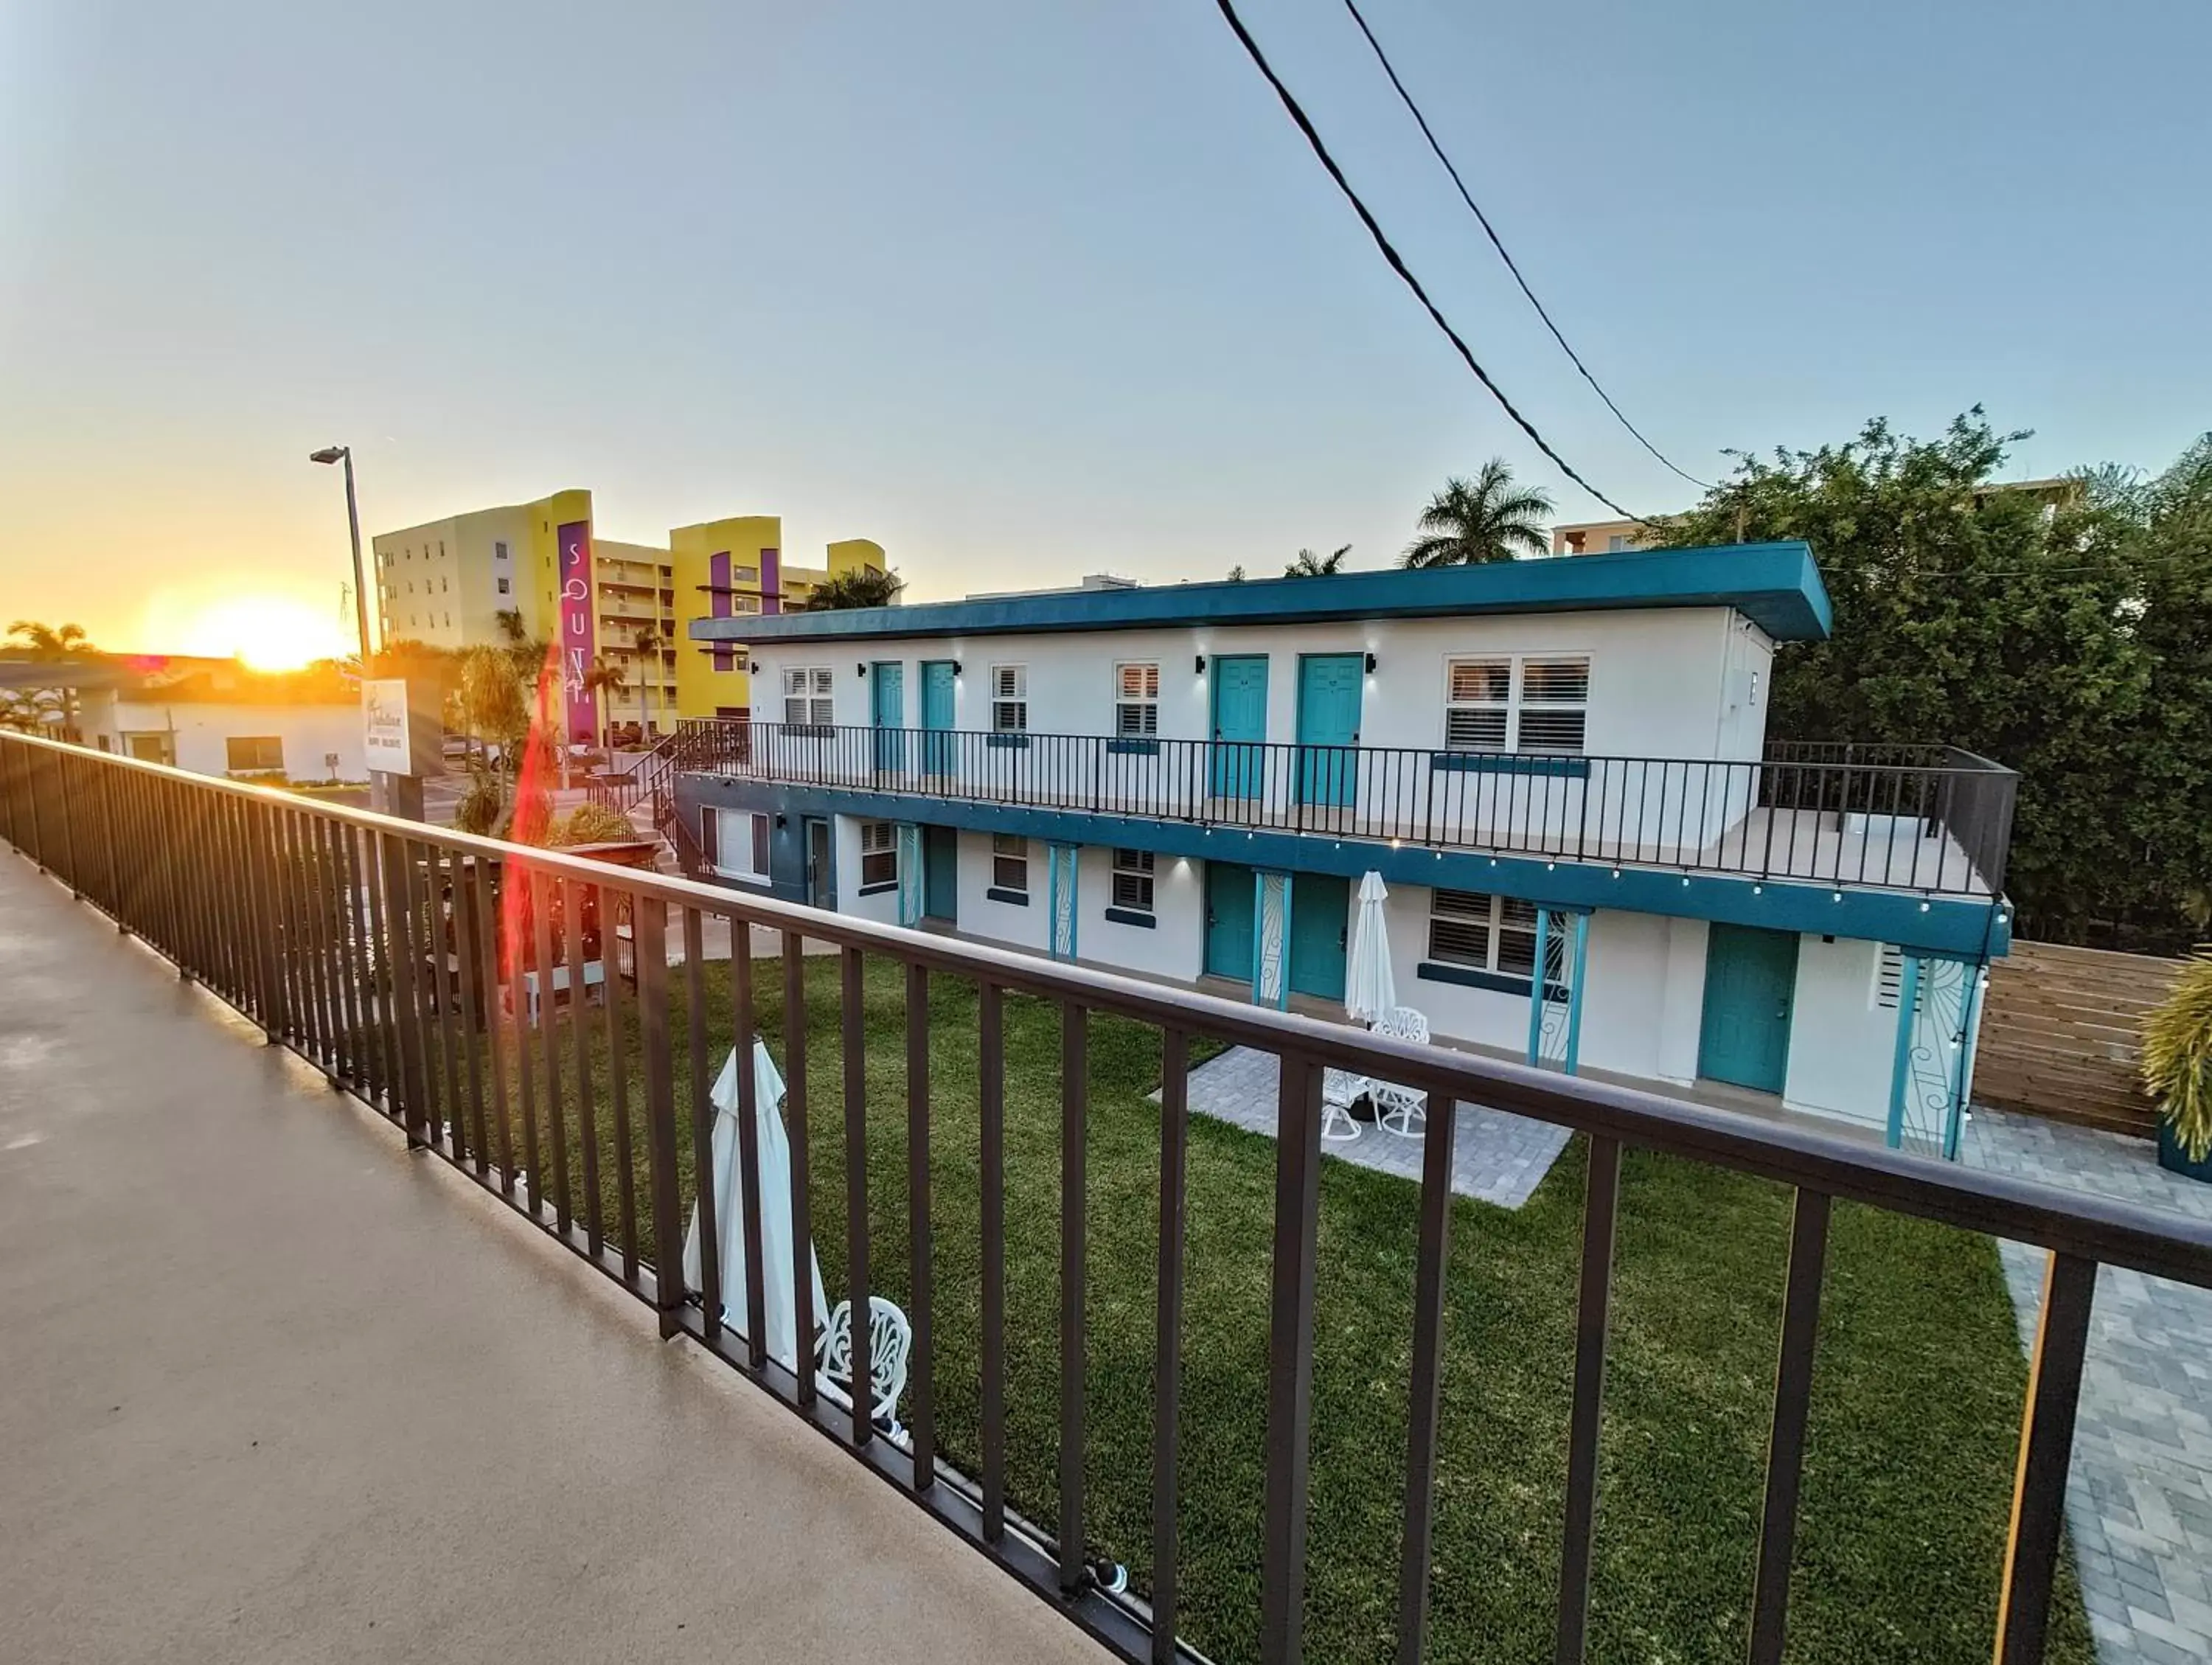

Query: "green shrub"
<box><xmin>544</xmin><ymin>802</ymin><xmax>639</xmax><ymax>848</ymax></box>
<box><xmin>2141</xmin><ymin>950</ymin><xmax>2212</xmax><ymax>1161</ymax></box>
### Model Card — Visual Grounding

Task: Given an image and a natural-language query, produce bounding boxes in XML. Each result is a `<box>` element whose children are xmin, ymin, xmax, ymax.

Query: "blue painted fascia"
<box><xmin>692</xmin><ymin>541</ymin><xmax>1833</xmax><ymax>647</ymax></box>
<box><xmin>676</xmin><ymin>776</ymin><xmax>2009</xmax><ymax>958</ymax></box>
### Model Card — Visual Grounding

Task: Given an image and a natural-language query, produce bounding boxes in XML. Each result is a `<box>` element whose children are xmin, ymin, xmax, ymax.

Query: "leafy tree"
<box><xmin>1402</xmin><ymin>460</ymin><xmax>1554</xmax><ymax>567</ymax></box>
<box><xmin>804</xmin><ymin>566</ymin><xmax>901</xmax><ymax>611</ymax></box>
<box><xmin>1648</xmin><ymin>410</ymin><xmax>2212</xmax><ymax>950</ymax></box>
<box><xmin>1285</xmin><ymin>544</ymin><xmax>1351</xmax><ymax>578</ymax></box>
<box><xmin>1225</xmin><ymin>565</ymin><xmax>1248</xmax><ymax>583</ymax></box>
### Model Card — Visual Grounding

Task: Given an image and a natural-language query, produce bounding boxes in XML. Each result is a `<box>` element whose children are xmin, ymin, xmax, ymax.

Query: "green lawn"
<box><xmin>448</xmin><ymin>953</ymin><xmax>2091</xmax><ymax>1665</ymax></box>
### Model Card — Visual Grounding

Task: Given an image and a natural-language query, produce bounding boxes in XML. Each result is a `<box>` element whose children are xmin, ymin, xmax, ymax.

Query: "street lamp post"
<box><xmin>309</xmin><ymin>445</ymin><xmax>372</xmax><ymax>664</ymax></box>
<box><xmin>310</xmin><ymin>445</ymin><xmax>418</xmax><ymax>818</ymax></box>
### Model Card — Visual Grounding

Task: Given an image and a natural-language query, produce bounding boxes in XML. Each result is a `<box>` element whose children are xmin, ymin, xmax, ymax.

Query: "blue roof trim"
<box><xmin>676</xmin><ymin>776</ymin><xmax>2008</xmax><ymax>959</ymax></box>
<box><xmin>691</xmin><ymin>541</ymin><xmax>1834</xmax><ymax>647</ymax></box>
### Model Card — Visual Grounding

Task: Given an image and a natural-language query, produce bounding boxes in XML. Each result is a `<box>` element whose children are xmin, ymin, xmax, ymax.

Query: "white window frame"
<box><xmin>1110</xmin><ymin>847</ymin><xmax>1155</xmax><ymax>915</ymax></box>
<box><xmin>990</xmin><ymin>665</ymin><xmax>1028</xmax><ymax>733</ymax></box>
<box><xmin>1113</xmin><ymin>661</ymin><xmax>1160</xmax><ymax>737</ymax></box>
<box><xmin>782</xmin><ymin>666</ymin><xmax>834</xmax><ymax>728</ymax></box>
<box><xmin>1441</xmin><ymin>654</ymin><xmax>1590</xmax><ymax>755</ymax></box>
<box><xmin>224</xmin><ymin>734</ymin><xmax>285</xmax><ymax>776</ymax></box>
<box><xmin>1425</xmin><ymin>889</ymin><xmax>1541</xmax><ymax>978</ymax></box>
<box><xmin>712</xmin><ymin>809</ymin><xmax>770</xmax><ymax>881</ymax></box>
<box><xmin>859</xmin><ymin>821</ymin><xmax>899</xmax><ymax>891</ymax></box>
<box><xmin>991</xmin><ymin>832</ymin><xmax>1029</xmax><ymax>896</ymax></box>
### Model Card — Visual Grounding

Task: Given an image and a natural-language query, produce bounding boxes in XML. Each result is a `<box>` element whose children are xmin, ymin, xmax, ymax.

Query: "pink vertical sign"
<box><xmin>557</xmin><ymin>520</ymin><xmax>596</xmax><ymax>743</ymax></box>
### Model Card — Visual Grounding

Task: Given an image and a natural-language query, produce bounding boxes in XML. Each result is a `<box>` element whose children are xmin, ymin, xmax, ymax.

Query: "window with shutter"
<box><xmin>1114</xmin><ymin>662</ymin><xmax>1160</xmax><ymax>737</ymax></box>
<box><xmin>1110</xmin><ymin>848</ymin><xmax>1155</xmax><ymax>914</ymax></box>
<box><xmin>991</xmin><ymin>833</ymin><xmax>1029</xmax><ymax>894</ymax></box>
<box><xmin>1426</xmin><ymin>889</ymin><xmax>1544</xmax><ymax>978</ymax></box>
<box><xmin>860</xmin><ymin>821</ymin><xmax>898</xmax><ymax>889</ymax></box>
<box><xmin>1443</xmin><ymin>659</ymin><xmax>1511</xmax><ymax>751</ymax></box>
<box><xmin>991</xmin><ymin>665</ymin><xmax>1027</xmax><ymax>732</ymax></box>
<box><xmin>1517</xmin><ymin>658</ymin><xmax>1590</xmax><ymax>754</ymax></box>
<box><xmin>783</xmin><ymin>667</ymin><xmax>834</xmax><ymax>727</ymax></box>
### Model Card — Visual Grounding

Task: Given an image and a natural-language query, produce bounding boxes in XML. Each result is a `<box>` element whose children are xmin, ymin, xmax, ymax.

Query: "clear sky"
<box><xmin>3</xmin><ymin>0</ymin><xmax>2205</xmax><ymax>655</ymax></box>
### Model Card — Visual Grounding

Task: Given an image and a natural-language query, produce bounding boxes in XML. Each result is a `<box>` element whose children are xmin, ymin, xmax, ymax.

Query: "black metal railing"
<box><xmin>671</xmin><ymin>718</ymin><xmax>2019</xmax><ymax>897</ymax></box>
<box><xmin>1</xmin><ymin>729</ymin><xmax>2184</xmax><ymax>1665</ymax></box>
<box><xmin>589</xmin><ymin>720</ymin><xmax>750</xmax><ymax>817</ymax></box>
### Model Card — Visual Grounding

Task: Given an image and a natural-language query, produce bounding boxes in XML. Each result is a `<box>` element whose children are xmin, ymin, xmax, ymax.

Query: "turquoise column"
<box><xmin>1563</xmin><ymin>911</ymin><xmax>1591</xmax><ymax>1076</ymax></box>
<box><xmin>1525</xmin><ymin>906</ymin><xmax>1552</xmax><ymax>1066</ymax></box>
<box><xmin>1942</xmin><ymin>963</ymin><xmax>1983</xmax><ymax>1161</ymax></box>
<box><xmin>1884</xmin><ymin>952</ymin><xmax>1922</xmax><ymax>1149</ymax></box>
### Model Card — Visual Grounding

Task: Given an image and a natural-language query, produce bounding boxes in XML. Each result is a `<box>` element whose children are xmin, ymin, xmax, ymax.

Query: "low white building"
<box><xmin>678</xmin><ymin>544</ymin><xmax>2017</xmax><ymax>1155</ymax></box>
<box><xmin>77</xmin><ymin>661</ymin><xmax>367</xmax><ymax>783</ymax></box>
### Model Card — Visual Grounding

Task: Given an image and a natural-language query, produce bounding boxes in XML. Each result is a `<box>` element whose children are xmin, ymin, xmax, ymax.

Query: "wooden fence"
<box><xmin>1976</xmin><ymin>940</ymin><xmax>2187</xmax><ymax>1137</ymax></box>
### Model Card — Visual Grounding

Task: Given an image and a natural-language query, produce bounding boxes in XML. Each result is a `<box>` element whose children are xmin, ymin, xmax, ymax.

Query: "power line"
<box><xmin>1208</xmin><ymin>0</ymin><xmax>1639</xmax><ymax>521</ymax></box>
<box><xmin>1338</xmin><ymin>0</ymin><xmax>1714</xmax><ymax>490</ymax></box>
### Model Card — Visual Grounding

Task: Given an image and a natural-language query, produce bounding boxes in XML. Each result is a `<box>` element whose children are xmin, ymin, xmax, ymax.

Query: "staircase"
<box><xmin>588</xmin><ymin>722</ymin><xmax>741</xmax><ymax>879</ymax></box>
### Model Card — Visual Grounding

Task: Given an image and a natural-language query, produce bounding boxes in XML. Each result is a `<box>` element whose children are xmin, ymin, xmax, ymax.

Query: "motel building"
<box><xmin>673</xmin><ymin>543</ymin><xmax>2018</xmax><ymax>1155</ymax></box>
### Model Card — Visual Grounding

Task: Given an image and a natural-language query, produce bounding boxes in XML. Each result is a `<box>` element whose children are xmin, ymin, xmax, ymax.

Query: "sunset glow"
<box><xmin>161</xmin><ymin>594</ymin><xmax>352</xmax><ymax>671</ymax></box>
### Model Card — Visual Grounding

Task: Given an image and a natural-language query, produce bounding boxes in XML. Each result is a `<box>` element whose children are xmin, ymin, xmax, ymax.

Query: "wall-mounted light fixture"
<box><xmin>748</xmin><ymin>661</ymin><xmax>760</xmax><ymax>675</ymax></box>
<box><xmin>857</xmin><ymin>663</ymin><xmax>868</xmax><ymax>678</ymax></box>
<box><xmin>1364</xmin><ymin>652</ymin><xmax>1378</xmax><ymax>674</ymax></box>
<box><xmin>953</xmin><ymin>661</ymin><xmax>963</xmax><ymax>675</ymax></box>
<box><xmin>1194</xmin><ymin>654</ymin><xmax>1207</xmax><ymax>674</ymax></box>
<box><xmin>774</xmin><ymin>813</ymin><xmax>787</xmax><ymax>830</ymax></box>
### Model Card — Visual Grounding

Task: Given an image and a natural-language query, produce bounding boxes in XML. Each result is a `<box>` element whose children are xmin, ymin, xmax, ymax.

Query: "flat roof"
<box><xmin>689</xmin><ymin>540</ymin><xmax>1833</xmax><ymax>647</ymax></box>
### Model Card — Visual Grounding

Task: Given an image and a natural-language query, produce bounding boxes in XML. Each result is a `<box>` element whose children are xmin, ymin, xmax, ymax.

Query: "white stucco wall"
<box><xmin>754</xmin><ymin>606</ymin><xmax>1761</xmax><ymax>762</ymax></box>
<box><xmin>1078</xmin><ymin>844</ymin><xmax>1205</xmax><ymax>980</ymax></box>
<box><xmin>954</xmin><ymin>829</ymin><xmax>1051</xmax><ymax>954</ymax></box>
<box><xmin>1783</xmin><ymin>935</ymin><xmax>1906</xmax><ymax>1132</ymax></box>
<box><xmin>832</xmin><ymin>814</ymin><xmax>901</xmax><ymax>927</ymax></box>
<box><xmin>101</xmin><ymin>700</ymin><xmax>367</xmax><ymax>782</ymax></box>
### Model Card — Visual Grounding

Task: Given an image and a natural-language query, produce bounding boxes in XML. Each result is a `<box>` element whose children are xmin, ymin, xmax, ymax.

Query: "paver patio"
<box><xmin>1961</xmin><ymin>1108</ymin><xmax>2212</xmax><ymax>1665</ymax></box>
<box><xmin>1176</xmin><ymin>1043</ymin><xmax>1572</xmax><ymax>1207</ymax></box>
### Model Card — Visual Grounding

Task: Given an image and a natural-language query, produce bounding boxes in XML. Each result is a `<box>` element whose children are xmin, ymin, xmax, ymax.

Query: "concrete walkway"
<box><xmin>0</xmin><ymin>855</ymin><xmax>1106</xmax><ymax>1665</ymax></box>
<box><xmin>1961</xmin><ymin>1108</ymin><xmax>2212</xmax><ymax>1665</ymax></box>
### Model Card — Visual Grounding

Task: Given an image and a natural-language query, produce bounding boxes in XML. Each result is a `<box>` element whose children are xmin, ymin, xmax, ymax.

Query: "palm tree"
<box><xmin>803</xmin><ymin>566</ymin><xmax>901</xmax><ymax>611</ymax></box>
<box><xmin>581</xmin><ymin>656</ymin><xmax>628</xmax><ymax>748</ymax></box>
<box><xmin>494</xmin><ymin>606</ymin><xmax>552</xmax><ymax>683</ymax></box>
<box><xmin>6</xmin><ymin>619</ymin><xmax>99</xmax><ymax>737</ymax></box>
<box><xmin>630</xmin><ymin>625</ymin><xmax>661</xmax><ymax>740</ymax></box>
<box><xmin>1402</xmin><ymin>460</ymin><xmax>1555</xmax><ymax>567</ymax></box>
<box><xmin>1284</xmin><ymin>544</ymin><xmax>1351</xmax><ymax>578</ymax></box>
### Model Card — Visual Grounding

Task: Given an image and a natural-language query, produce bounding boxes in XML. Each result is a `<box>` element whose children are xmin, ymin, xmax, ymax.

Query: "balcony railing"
<box><xmin>671</xmin><ymin>718</ymin><xmax>2019</xmax><ymax>897</ymax></box>
<box><xmin>0</xmin><ymin>729</ymin><xmax>2198</xmax><ymax>1665</ymax></box>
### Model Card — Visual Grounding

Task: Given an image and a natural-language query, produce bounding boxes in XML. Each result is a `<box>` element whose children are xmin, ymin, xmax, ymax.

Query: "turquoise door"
<box><xmin>922</xmin><ymin>824</ymin><xmax>957</xmax><ymax>922</ymax></box>
<box><xmin>1288</xmin><ymin>872</ymin><xmax>1349</xmax><ymax>1001</ymax></box>
<box><xmin>919</xmin><ymin>660</ymin><xmax>956</xmax><ymax>777</ymax></box>
<box><xmin>1204</xmin><ymin>861</ymin><xmax>1256</xmax><ymax>981</ymax></box>
<box><xmin>1698</xmin><ymin>924</ymin><xmax>1799</xmax><ymax>1094</ymax></box>
<box><xmin>871</xmin><ymin>662</ymin><xmax>905</xmax><ymax>774</ymax></box>
<box><xmin>1295</xmin><ymin>654</ymin><xmax>1363</xmax><ymax>810</ymax></box>
<box><xmin>1208</xmin><ymin>656</ymin><xmax>1269</xmax><ymax>799</ymax></box>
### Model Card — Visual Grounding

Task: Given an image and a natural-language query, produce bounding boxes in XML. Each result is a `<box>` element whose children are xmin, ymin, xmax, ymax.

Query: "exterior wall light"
<box><xmin>748</xmin><ymin>661</ymin><xmax>760</xmax><ymax>675</ymax></box>
<box><xmin>1194</xmin><ymin>655</ymin><xmax>1207</xmax><ymax>674</ymax></box>
<box><xmin>953</xmin><ymin>661</ymin><xmax>962</xmax><ymax>675</ymax></box>
<box><xmin>1365</xmin><ymin>653</ymin><xmax>1378</xmax><ymax>673</ymax></box>
<box><xmin>857</xmin><ymin>663</ymin><xmax>867</xmax><ymax>677</ymax></box>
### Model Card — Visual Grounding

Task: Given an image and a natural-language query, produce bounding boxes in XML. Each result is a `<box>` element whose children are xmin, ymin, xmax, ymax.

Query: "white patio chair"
<box><xmin>1371</xmin><ymin>1005</ymin><xmax>1433</xmax><ymax>1139</ymax></box>
<box><xmin>1320</xmin><ymin>1067</ymin><xmax>1368</xmax><ymax>1142</ymax></box>
<box><xmin>818</xmin><ymin>1295</ymin><xmax>914</xmax><ymax>1439</ymax></box>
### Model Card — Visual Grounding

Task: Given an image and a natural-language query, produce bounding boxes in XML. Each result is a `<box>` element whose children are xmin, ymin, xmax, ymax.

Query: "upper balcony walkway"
<box><xmin>665</xmin><ymin>720</ymin><xmax>2018</xmax><ymax>900</ymax></box>
<box><xmin>0</xmin><ymin>855</ymin><xmax>1105</xmax><ymax>1665</ymax></box>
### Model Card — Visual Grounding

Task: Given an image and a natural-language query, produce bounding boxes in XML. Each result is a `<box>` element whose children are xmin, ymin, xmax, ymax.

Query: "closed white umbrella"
<box><xmin>1346</xmin><ymin>870</ymin><xmax>1397</xmax><ymax>1025</ymax></box>
<box><xmin>682</xmin><ymin>1040</ymin><xmax>830</xmax><ymax>1370</ymax></box>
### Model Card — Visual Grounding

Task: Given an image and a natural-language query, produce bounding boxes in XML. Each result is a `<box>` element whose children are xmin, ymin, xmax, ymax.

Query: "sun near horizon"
<box><xmin>158</xmin><ymin>593</ymin><xmax>354</xmax><ymax>672</ymax></box>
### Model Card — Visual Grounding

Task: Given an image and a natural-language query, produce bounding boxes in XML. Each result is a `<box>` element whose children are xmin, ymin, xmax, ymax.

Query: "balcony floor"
<box><xmin>0</xmin><ymin>855</ymin><xmax>1109</xmax><ymax>1665</ymax></box>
